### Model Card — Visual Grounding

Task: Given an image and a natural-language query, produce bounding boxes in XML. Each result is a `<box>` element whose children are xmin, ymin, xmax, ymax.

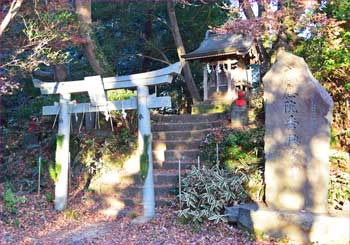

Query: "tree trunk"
<box><xmin>53</xmin><ymin>64</ymin><xmax>67</xmax><ymax>82</ymax></box>
<box><xmin>141</xmin><ymin>9</ymin><xmax>153</xmax><ymax>72</ymax></box>
<box><xmin>75</xmin><ymin>0</ymin><xmax>104</xmax><ymax>75</ymax></box>
<box><xmin>167</xmin><ymin>2</ymin><xmax>201</xmax><ymax>102</ymax></box>
<box><xmin>0</xmin><ymin>0</ymin><xmax>24</xmax><ymax>38</ymax></box>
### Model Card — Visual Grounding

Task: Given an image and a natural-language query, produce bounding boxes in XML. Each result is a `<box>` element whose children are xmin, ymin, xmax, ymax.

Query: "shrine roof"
<box><xmin>182</xmin><ymin>32</ymin><xmax>254</xmax><ymax>61</ymax></box>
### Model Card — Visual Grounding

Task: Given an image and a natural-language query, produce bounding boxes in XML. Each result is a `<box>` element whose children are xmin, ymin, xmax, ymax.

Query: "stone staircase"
<box><xmin>150</xmin><ymin>113</ymin><xmax>228</xmax><ymax>202</ymax></box>
<box><xmin>90</xmin><ymin>112</ymin><xmax>228</xmax><ymax>211</ymax></box>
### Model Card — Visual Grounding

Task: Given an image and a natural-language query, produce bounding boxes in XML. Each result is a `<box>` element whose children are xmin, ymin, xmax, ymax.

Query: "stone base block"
<box><xmin>225</xmin><ymin>203</ymin><xmax>350</xmax><ymax>244</ymax></box>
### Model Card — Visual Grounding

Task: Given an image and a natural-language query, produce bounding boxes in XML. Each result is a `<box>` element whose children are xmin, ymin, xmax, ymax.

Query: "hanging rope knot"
<box><xmin>70</xmin><ymin>100</ymin><xmax>79</xmax><ymax>122</ymax></box>
<box><xmin>121</xmin><ymin>100</ymin><xmax>127</xmax><ymax>120</ymax></box>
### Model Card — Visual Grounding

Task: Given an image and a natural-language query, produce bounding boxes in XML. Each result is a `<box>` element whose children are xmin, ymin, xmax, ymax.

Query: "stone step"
<box><xmin>155</xmin><ymin>169</ymin><xmax>190</xmax><ymax>184</ymax></box>
<box><xmin>126</xmin><ymin>196</ymin><xmax>176</xmax><ymax>207</ymax></box>
<box><xmin>152</xmin><ymin>112</ymin><xmax>225</xmax><ymax>123</ymax></box>
<box><xmin>154</xmin><ymin>160</ymin><xmax>196</xmax><ymax>170</ymax></box>
<box><xmin>154</xmin><ymin>172</ymin><xmax>179</xmax><ymax>185</ymax></box>
<box><xmin>96</xmin><ymin>194</ymin><xmax>176</xmax><ymax>208</ymax></box>
<box><xmin>152</xmin><ymin>129</ymin><xmax>212</xmax><ymax>141</ymax></box>
<box><xmin>116</xmin><ymin>184</ymin><xmax>176</xmax><ymax>199</ymax></box>
<box><xmin>151</xmin><ymin>120</ymin><xmax>223</xmax><ymax>132</ymax></box>
<box><xmin>153</xmin><ymin>140</ymin><xmax>202</xmax><ymax>151</ymax></box>
<box><xmin>110</xmin><ymin>170</ymin><xmax>189</xmax><ymax>186</ymax></box>
<box><xmin>153</xmin><ymin>149</ymin><xmax>200</xmax><ymax>162</ymax></box>
<box><xmin>121</xmin><ymin>171</ymin><xmax>187</xmax><ymax>185</ymax></box>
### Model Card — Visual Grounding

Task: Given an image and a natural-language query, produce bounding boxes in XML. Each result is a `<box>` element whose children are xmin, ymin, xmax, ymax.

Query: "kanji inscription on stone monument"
<box><xmin>263</xmin><ymin>51</ymin><xmax>333</xmax><ymax>213</ymax></box>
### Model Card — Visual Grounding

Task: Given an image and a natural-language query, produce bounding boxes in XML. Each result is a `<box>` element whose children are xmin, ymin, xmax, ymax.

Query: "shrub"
<box><xmin>79</xmin><ymin>131</ymin><xmax>136</xmax><ymax>169</ymax></box>
<box><xmin>63</xmin><ymin>209</ymin><xmax>80</xmax><ymax>220</ymax></box>
<box><xmin>200</xmin><ymin>128</ymin><xmax>264</xmax><ymax>169</ymax></box>
<box><xmin>200</xmin><ymin>127</ymin><xmax>265</xmax><ymax>202</ymax></box>
<box><xmin>328</xmin><ymin>172</ymin><xmax>350</xmax><ymax>210</ymax></box>
<box><xmin>178</xmin><ymin>165</ymin><xmax>250</xmax><ymax>224</ymax></box>
<box><xmin>3</xmin><ymin>186</ymin><xmax>26</xmax><ymax>214</ymax></box>
<box><xmin>328</xmin><ymin>155</ymin><xmax>350</xmax><ymax>210</ymax></box>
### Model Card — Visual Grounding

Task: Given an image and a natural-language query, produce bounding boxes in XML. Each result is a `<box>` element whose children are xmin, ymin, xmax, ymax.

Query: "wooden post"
<box><xmin>203</xmin><ymin>64</ymin><xmax>208</xmax><ymax>101</ymax></box>
<box><xmin>216</xmin><ymin>143</ymin><xmax>219</xmax><ymax>166</ymax></box>
<box><xmin>37</xmin><ymin>153</ymin><xmax>41</xmax><ymax>195</ymax></box>
<box><xmin>226</xmin><ymin>61</ymin><xmax>233</xmax><ymax>100</ymax></box>
<box><xmin>137</xmin><ymin>85</ymin><xmax>155</xmax><ymax>219</ymax></box>
<box><xmin>178</xmin><ymin>159</ymin><xmax>181</xmax><ymax>207</ymax></box>
<box><xmin>55</xmin><ymin>93</ymin><xmax>71</xmax><ymax>211</ymax></box>
<box><xmin>216</xmin><ymin>64</ymin><xmax>220</xmax><ymax>93</ymax></box>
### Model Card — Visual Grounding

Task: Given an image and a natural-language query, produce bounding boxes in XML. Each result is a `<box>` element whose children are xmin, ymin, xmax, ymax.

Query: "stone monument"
<box><xmin>225</xmin><ymin>52</ymin><xmax>349</xmax><ymax>244</ymax></box>
<box><xmin>263</xmin><ymin>51</ymin><xmax>333</xmax><ymax>213</ymax></box>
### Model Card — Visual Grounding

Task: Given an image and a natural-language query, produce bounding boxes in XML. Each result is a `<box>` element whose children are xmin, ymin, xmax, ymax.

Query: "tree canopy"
<box><xmin>0</xmin><ymin>0</ymin><xmax>349</xmax><ymax>149</ymax></box>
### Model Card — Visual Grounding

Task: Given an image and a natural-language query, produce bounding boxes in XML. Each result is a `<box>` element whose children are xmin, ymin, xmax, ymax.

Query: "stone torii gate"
<box><xmin>33</xmin><ymin>62</ymin><xmax>182</xmax><ymax>220</ymax></box>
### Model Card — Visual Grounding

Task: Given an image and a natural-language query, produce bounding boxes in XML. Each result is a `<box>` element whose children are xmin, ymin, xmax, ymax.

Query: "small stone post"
<box><xmin>55</xmin><ymin>93</ymin><xmax>71</xmax><ymax>211</ymax></box>
<box><xmin>137</xmin><ymin>85</ymin><xmax>155</xmax><ymax>220</ymax></box>
<box><xmin>231</xmin><ymin>92</ymin><xmax>247</xmax><ymax>128</ymax></box>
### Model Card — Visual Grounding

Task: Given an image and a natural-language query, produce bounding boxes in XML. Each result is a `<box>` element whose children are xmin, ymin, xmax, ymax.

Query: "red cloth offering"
<box><xmin>235</xmin><ymin>92</ymin><xmax>246</xmax><ymax>106</ymax></box>
<box><xmin>28</xmin><ymin>120</ymin><xmax>36</xmax><ymax>132</ymax></box>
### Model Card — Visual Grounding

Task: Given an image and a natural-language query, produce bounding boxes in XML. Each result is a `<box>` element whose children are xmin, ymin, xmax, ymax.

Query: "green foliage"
<box><xmin>4</xmin><ymin>93</ymin><xmax>58</xmax><ymax>121</ymax></box>
<box><xmin>248</xmin><ymin>91</ymin><xmax>265</xmax><ymax>124</ymax></box>
<box><xmin>79</xmin><ymin>130</ymin><xmax>137</xmax><ymax>175</ymax></box>
<box><xmin>294</xmin><ymin>1</ymin><xmax>350</xmax><ymax>151</ymax></box>
<box><xmin>2</xmin><ymin>2</ymin><xmax>79</xmax><ymax>74</ymax></box>
<box><xmin>223</xmin><ymin>132</ymin><xmax>259</xmax><ymax>171</ymax></box>
<box><xmin>56</xmin><ymin>134</ymin><xmax>64</xmax><ymax>149</ymax></box>
<box><xmin>330</xmin><ymin>128</ymin><xmax>340</xmax><ymax>148</ymax></box>
<box><xmin>200</xmin><ymin>127</ymin><xmax>265</xmax><ymax>202</ymax></box>
<box><xmin>328</xmin><ymin>155</ymin><xmax>350</xmax><ymax>210</ymax></box>
<box><xmin>49</xmin><ymin>162</ymin><xmax>61</xmax><ymax>183</ymax></box>
<box><xmin>45</xmin><ymin>191</ymin><xmax>54</xmax><ymax>203</ymax></box>
<box><xmin>322</xmin><ymin>0</ymin><xmax>350</xmax><ymax>21</ymax></box>
<box><xmin>140</xmin><ymin>135</ymin><xmax>150</xmax><ymax>182</ymax></box>
<box><xmin>107</xmin><ymin>89</ymin><xmax>137</xmax><ymax>118</ymax></box>
<box><xmin>178</xmin><ymin>165</ymin><xmax>249</xmax><ymax>224</ymax></box>
<box><xmin>328</xmin><ymin>171</ymin><xmax>350</xmax><ymax>210</ymax></box>
<box><xmin>3</xmin><ymin>185</ymin><xmax>26</xmax><ymax>214</ymax></box>
<box><xmin>200</xmin><ymin>128</ymin><xmax>264</xmax><ymax>169</ymax></box>
<box><xmin>107</xmin><ymin>89</ymin><xmax>136</xmax><ymax>101</ymax></box>
<box><xmin>63</xmin><ymin>209</ymin><xmax>80</xmax><ymax>220</ymax></box>
<box><xmin>90</xmin><ymin>1</ymin><xmax>229</xmax><ymax>110</ymax></box>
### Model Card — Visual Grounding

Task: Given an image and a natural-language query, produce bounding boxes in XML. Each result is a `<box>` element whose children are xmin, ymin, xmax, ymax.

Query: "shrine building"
<box><xmin>183</xmin><ymin>31</ymin><xmax>261</xmax><ymax>102</ymax></box>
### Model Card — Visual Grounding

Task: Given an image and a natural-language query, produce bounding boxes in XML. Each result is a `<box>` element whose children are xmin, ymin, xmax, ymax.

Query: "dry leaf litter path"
<box><xmin>1</xmin><ymin>191</ymin><xmax>253</xmax><ymax>244</ymax></box>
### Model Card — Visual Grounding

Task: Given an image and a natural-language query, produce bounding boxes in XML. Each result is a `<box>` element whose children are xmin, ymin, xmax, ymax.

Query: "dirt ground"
<box><xmin>0</xmin><ymin>191</ymin><xmax>257</xmax><ymax>244</ymax></box>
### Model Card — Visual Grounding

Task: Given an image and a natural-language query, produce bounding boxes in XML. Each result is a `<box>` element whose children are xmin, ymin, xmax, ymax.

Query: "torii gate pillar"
<box><xmin>55</xmin><ymin>93</ymin><xmax>71</xmax><ymax>211</ymax></box>
<box><xmin>137</xmin><ymin>85</ymin><xmax>155</xmax><ymax>220</ymax></box>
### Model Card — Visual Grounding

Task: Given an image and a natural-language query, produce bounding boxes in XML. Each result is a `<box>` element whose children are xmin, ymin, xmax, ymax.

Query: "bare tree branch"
<box><xmin>167</xmin><ymin>1</ymin><xmax>201</xmax><ymax>102</ymax></box>
<box><xmin>136</xmin><ymin>54</ymin><xmax>171</xmax><ymax>65</ymax></box>
<box><xmin>0</xmin><ymin>0</ymin><xmax>24</xmax><ymax>39</ymax></box>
